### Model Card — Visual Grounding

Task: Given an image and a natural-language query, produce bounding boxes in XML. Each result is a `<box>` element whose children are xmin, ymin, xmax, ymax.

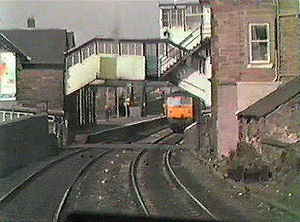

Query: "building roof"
<box><xmin>0</xmin><ymin>29</ymin><xmax>68</xmax><ymax>65</ymax></box>
<box><xmin>0</xmin><ymin>34</ymin><xmax>31</xmax><ymax>62</ymax></box>
<box><xmin>238</xmin><ymin>76</ymin><xmax>300</xmax><ymax>118</ymax></box>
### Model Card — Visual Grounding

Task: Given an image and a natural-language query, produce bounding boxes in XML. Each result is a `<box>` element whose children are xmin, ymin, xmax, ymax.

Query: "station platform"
<box><xmin>69</xmin><ymin>115</ymin><xmax>165</xmax><ymax>144</ymax></box>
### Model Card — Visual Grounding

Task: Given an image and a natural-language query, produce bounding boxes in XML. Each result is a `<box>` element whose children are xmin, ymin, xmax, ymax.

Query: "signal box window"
<box><xmin>181</xmin><ymin>97</ymin><xmax>192</xmax><ymax>105</ymax></box>
<box><xmin>162</xmin><ymin>8</ymin><xmax>185</xmax><ymax>28</ymax></box>
<box><xmin>249</xmin><ymin>23</ymin><xmax>270</xmax><ymax>63</ymax></box>
<box><xmin>162</xmin><ymin>9</ymin><xmax>170</xmax><ymax>28</ymax></box>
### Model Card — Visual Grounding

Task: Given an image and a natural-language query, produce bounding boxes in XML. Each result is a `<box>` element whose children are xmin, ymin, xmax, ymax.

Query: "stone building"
<box><xmin>238</xmin><ymin>76</ymin><xmax>299</xmax><ymax>151</ymax></box>
<box><xmin>0</xmin><ymin>26</ymin><xmax>75</xmax><ymax>111</ymax></box>
<box><xmin>210</xmin><ymin>0</ymin><xmax>300</xmax><ymax>157</ymax></box>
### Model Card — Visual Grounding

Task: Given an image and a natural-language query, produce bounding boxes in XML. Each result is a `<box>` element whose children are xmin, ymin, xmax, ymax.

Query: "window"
<box><xmin>82</xmin><ymin>47</ymin><xmax>88</xmax><ymax>60</ymax></box>
<box><xmin>111</xmin><ymin>43</ymin><xmax>118</xmax><ymax>54</ymax></box>
<box><xmin>171</xmin><ymin>9</ymin><xmax>177</xmax><ymax>27</ymax></box>
<box><xmin>167</xmin><ymin>97</ymin><xmax>181</xmax><ymax>105</ymax></box>
<box><xmin>186</xmin><ymin>5</ymin><xmax>201</xmax><ymax>15</ymax></box>
<box><xmin>98</xmin><ymin>43</ymin><xmax>105</xmax><ymax>54</ymax></box>
<box><xmin>198</xmin><ymin>59</ymin><xmax>205</xmax><ymax>74</ymax></box>
<box><xmin>249</xmin><ymin>23</ymin><xmax>270</xmax><ymax>63</ymax></box>
<box><xmin>181</xmin><ymin>97</ymin><xmax>192</xmax><ymax>105</ymax></box>
<box><xmin>88</xmin><ymin>44</ymin><xmax>95</xmax><ymax>56</ymax></box>
<box><xmin>66</xmin><ymin>56</ymin><xmax>73</xmax><ymax>68</ymax></box>
<box><xmin>128</xmin><ymin>43</ymin><xmax>135</xmax><ymax>55</ymax></box>
<box><xmin>177</xmin><ymin>9</ymin><xmax>185</xmax><ymax>27</ymax></box>
<box><xmin>121</xmin><ymin>43</ymin><xmax>128</xmax><ymax>55</ymax></box>
<box><xmin>162</xmin><ymin>8</ymin><xmax>185</xmax><ymax>28</ymax></box>
<box><xmin>135</xmin><ymin>43</ymin><xmax>142</xmax><ymax>56</ymax></box>
<box><xmin>162</xmin><ymin>9</ymin><xmax>169</xmax><ymax>28</ymax></box>
<box><xmin>105</xmin><ymin>43</ymin><xmax>112</xmax><ymax>54</ymax></box>
<box><xmin>73</xmin><ymin>52</ymin><xmax>80</xmax><ymax>64</ymax></box>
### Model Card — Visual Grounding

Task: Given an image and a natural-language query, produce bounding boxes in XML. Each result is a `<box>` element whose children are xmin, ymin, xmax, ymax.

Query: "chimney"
<box><xmin>27</xmin><ymin>16</ymin><xmax>35</xmax><ymax>28</ymax></box>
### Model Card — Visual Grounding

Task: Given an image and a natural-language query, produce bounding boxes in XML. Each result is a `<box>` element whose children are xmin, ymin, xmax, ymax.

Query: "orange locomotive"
<box><xmin>164</xmin><ymin>91</ymin><xmax>196</xmax><ymax>133</ymax></box>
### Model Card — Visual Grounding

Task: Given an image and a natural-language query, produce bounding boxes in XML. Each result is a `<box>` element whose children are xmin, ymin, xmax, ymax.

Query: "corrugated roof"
<box><xmin>238</xmin><ymin>76</ymin><xmax>300</xmax><ymax>118</ymax></box>
<box><xmin>0</xmin><ymin>29</ymin><xmax>67</xmax><ymax>65</ymax></box>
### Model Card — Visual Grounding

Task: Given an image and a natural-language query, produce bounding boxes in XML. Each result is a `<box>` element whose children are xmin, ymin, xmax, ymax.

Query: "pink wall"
<box><xmin>236</xmin><ymin>82</ymin><xmax>280</xmax><ymax>112</ymax></box>
<box><xmin>217</xmin><ymin>85</ymin><xmax>239</xmax><ymax>157</ymax></box>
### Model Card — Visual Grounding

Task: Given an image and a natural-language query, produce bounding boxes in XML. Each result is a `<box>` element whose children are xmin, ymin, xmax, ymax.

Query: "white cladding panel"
<box><xmin>99</xmin><ymin>55</ymin><xmax>145</xmax><ymax>80</ymax></box>
<box><xmin>65</xmin><ymin>55</ymin><xmax>99</xmax><ymax>95</ymax></box>
<box><xmin>117</xmin><ymin>55</ymin><xmax>145</xmax><ymax>80</ymax></box>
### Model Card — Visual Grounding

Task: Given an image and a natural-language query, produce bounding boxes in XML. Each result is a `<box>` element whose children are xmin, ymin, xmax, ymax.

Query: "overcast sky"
<box><xmin>0</xmin><ymin>0</ymin><xmax>164</xmax><ymax>45</ymax></box>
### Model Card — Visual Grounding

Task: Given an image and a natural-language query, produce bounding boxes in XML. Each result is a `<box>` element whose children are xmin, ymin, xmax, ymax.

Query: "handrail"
<box><xmin>178</xmin><ymin>27</ymin><xmax>201</xmax><ymax>46</ymax></box>
<box><xmin>160</xmin><ymin>27</ymin><xmax>201</xmax><ymax>72</ymax></box>
<box><xmin>160</xmin><ymin>37</ymin><xmax>211</xmax><ymax>78</ymax></box>
<box><xmin>179</xmin><ymin>79</ymin><xmax>205</xmax><ymax>92</ymax></box>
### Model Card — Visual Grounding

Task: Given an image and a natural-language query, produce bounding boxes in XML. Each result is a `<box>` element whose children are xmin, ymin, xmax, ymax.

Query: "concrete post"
<box><xmin>195</xmin><ymin>98</ymin><xmax>201</xmax><ymax>151</ymax></box>
<box><xmin>116</xmin><ymin>87</ymin><xmax>120</xmax><ymax>118</ymax></box>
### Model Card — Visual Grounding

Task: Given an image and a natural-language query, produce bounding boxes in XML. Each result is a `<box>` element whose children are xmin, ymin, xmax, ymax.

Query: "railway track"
<box><xmin>0</xmin><ymin>124</ymin><xmax>188</xmax><ymax>221</ymax></box>
<box><xmin>51</xmin><ymin>123</ymin><xmax>172</xmax><ymax>221</ymax></box>
<box><xmin>0</xmin><ymin>148</ymin><xmax>110</xmax><ymax>222</ymax></box>
<box><xmin>53</xmin><ymin>149</ymin><xmax>112</xmax><ymax>222</ymax></box>
<box><xmin>130</xmin><ymin>133</ymin><xmax>217</xmax><ymax>220</ymax></box>
<box><xmin>164</xmin><ymin>147</ymin><xmax>217</xmax><ymax>220</ymax></box>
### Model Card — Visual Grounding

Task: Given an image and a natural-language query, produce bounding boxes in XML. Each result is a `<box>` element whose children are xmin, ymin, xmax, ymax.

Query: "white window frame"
<box><xmin>249</xmin><ymin>23</ymin><xmax>270</xmax><ymax>64</ymax></box>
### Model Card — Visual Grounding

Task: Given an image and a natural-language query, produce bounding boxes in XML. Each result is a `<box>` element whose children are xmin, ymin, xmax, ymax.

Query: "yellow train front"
<box><xmin>164</xmin><ymin>92</ymin><xmax>196</xmax><ymax>133</ymax></box>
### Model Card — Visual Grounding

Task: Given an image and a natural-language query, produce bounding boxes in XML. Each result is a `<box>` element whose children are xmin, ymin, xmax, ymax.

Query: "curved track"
<box><xmin>52</xmin><ymin>122</ymin><xmax>171</xmax><ymax>221</ymax></box>
<box><xmin>0</xmin><ymin>148</ymin><xmax>109</xmax><ymax>222</ymax></box>
<box><xmin>131</xmin><ymin>133</ymin><xmax>216</xmax><ymax>220</ymax></box>
<box><xmin>53</xmin><ymin>149</ymin><xmax>112</xmax><ymax>222</ymax></box>
<box><xmin>0</xmin><ymin>148</ymin><xmax>90</xmax><ymax>204</ymax></box>
<box><xmin>165</xmin><ymin>147</ymin><xmax>217</xmax><ymax>220</ymax></box>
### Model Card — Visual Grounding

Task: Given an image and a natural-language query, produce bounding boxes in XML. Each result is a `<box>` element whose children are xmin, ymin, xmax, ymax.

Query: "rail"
<box><xmin>53</xmin><ymin>149</ymin><xmax>112</xmax><ymax>222</ymax></box>
<box><xmin>164</xmin><ymin>147</ymin><xmax>217</xmax><ymax>220</ymax></box>
<box><xmin>0</xmin><ymin>148</ymin><xmax>91</xmax><ymax>204</ymax></box>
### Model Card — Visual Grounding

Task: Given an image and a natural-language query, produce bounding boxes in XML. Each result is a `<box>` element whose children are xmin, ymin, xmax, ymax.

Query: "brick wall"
<box><xmin>279</xmin><ymin>0</ymin><xmax>300</xmax><ymax>81</ymax></box>
<box><xmin>212</xmin><ymin>2</ymin><xmax>277</xmax><ymax>84</ymax></box>
<box><xmin>17</xmin><ymin>69</ymin><xmax>64</xmax><ymax>110</ymax></box>
<box><xmin>211</xmin><ymin>1</ymin><xmax>277</xmax><ymax>156</ymax></box>
<box><xmin>211</xmin><ymin>0</ymin><xmax>300</xmax><ymax>157</ymax></box>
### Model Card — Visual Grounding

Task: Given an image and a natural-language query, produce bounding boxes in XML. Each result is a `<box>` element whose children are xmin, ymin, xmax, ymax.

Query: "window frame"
<box><xmin>249</xmin><ymin>23</ymin><xmax>271</xmax><ymax>64</ymax></box>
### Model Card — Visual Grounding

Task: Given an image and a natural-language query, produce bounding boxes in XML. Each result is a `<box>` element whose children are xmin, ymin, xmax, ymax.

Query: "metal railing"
<box><xmin>159</xmin><ymin>27</ymin><xmax>202</xmax><ymax>74</ymax></box>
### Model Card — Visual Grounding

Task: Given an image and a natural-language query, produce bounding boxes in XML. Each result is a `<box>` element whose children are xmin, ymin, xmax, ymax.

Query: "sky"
<box><xmin>0</xmin><ymin>0</ymin><xmax>164</xmax><ymax>45</ymax></box>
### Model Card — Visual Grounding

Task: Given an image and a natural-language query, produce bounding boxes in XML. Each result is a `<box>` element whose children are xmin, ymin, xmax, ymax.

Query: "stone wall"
<box><xmin>239</xmin><ymin>93</ymin><xmax>300</xmax><ymax>154</ymax></box>
<box><xmin>0</xmin><ymin>114</ymin><xmax>58</xmax><ymax>177</ymax></box>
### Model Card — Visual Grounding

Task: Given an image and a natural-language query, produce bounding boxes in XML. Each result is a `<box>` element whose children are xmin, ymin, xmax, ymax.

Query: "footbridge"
<box><xmin>64</xmin><ymin>3</ymin><xmax>212</xmax><ymax>128</ymax></box>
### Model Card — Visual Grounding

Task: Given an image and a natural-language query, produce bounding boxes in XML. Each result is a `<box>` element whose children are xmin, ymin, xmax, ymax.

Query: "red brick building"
<box><xmin>210</xmin><ymin>0</ymin><xmax>300</xmax><ymax>156</ymax></box>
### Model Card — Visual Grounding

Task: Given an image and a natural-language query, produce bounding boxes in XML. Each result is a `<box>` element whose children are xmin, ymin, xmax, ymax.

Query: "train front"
<box><xmin>165</xmin><ymin>94</ymin><xmax>195</xmax><ymax>133</ymax></box>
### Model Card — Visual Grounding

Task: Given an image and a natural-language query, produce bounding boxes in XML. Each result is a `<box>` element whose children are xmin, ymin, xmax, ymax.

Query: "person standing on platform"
<box><xmin>105</xmin><ymin>105</ymin><xmax>111</xmax><ymax>122</ymax></box>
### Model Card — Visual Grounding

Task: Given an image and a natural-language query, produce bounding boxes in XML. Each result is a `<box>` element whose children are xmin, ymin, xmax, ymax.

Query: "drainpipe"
<box><xmin>274</xmin><ymin>0</ymin><xmax>280</xmax><ymax>82</ymax></box>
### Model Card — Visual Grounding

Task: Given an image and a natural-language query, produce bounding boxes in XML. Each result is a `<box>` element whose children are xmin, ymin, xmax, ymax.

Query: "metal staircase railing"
<box><xmin>178</xmin><ymin>26</ymin><xmax>202</xmax><ymax>48</ymax></box>
<box><xmin>159</xmin><ymin>27</ymin><xmax>202</xmax><ymax>75</ymax></box>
